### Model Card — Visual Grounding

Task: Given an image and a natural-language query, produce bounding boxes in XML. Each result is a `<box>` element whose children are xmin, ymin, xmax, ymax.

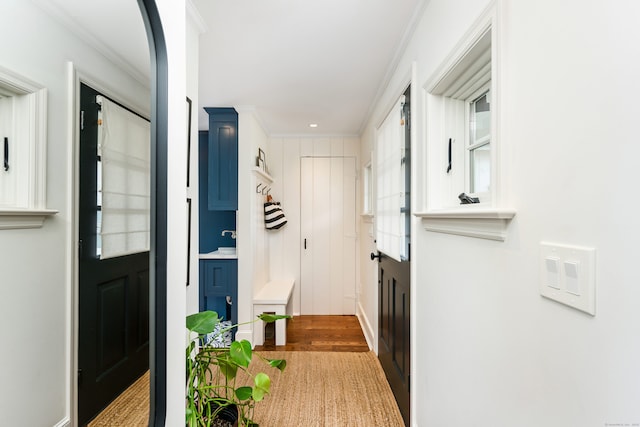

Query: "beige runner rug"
<box><xmin>249</xmin><ymin>351</ymin><xmax>404</xmax><ymax>427</ymax></box>
<box><xmin>89</xmin><ymin>351</ymin><xmax>404</xmax><ymax>426</ymax></box>
<box><xmin>88</xmin><ymin>371</ymin><xmax>149</xmax><ymax>426</ymax></box>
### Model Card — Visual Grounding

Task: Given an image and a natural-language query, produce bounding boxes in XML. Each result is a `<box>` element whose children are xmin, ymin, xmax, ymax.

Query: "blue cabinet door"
<box><xmin>205</xmin><ymin>107</ymin><xmax>238</xmax><ymax>210</ymax></box>
<box><xmin>199</xmin><ymin>259</ymin><xmax>238</xmax><ymax>325</ymax></box>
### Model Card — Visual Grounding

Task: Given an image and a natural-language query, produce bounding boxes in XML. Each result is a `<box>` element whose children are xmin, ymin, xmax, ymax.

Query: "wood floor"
<box><xmin>254</xmin><ymin>315</ymin><xmax>370</xmax><ymax>352</ymax></box>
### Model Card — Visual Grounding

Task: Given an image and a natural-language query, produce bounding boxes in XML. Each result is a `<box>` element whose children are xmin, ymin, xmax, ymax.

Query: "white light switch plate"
<box><xmin>540</xmin><ymin>242</ymin><xmax>596</xmax><ymax>315</ymax></box>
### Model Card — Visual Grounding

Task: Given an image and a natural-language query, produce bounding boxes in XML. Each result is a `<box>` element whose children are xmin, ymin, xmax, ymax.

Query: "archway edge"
<box><xmin>136</xmin><ymin>0</ymin><xmax>168</xmax><ymax>425</ymax></box>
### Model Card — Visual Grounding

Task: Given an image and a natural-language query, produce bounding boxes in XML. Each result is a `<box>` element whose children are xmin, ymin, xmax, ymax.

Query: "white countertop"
<box><xmin>199</xmin><ymin>251</ymin><xmax>237</xmax><ymax>259</ymax></box>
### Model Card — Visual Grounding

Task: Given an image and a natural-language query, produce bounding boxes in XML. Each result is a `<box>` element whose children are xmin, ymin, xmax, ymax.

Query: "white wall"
<box><xmin>0</xmin><ymin>1</ymin><xmax>150</xmax><ymax>426</ymax></box>
<box><xmin>268</xmin><ymin>137</ymin><xmax>360</xmax><ymax>316</ymax></box>
<box><xmin>358</xmin><ymin>129</ymin><xmax>379</xmax><ymax>350</ymax></box>
<box><xmin>237</xmin><ymin>109</ymin><xmax>271</xmax><ymax>343</ymax></box>
<box><xmin>186</xmin><ymin>1</ymin><xmax>206</xmax><ymax>317</ymax></box>
<box><xmin>360</xmin><ymin>0</ymin><xmax>640</xmax><ymax>425</ymax></box>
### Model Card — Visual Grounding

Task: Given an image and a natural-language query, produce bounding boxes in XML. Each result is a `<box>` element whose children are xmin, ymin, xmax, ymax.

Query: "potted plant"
<box><xmin>186</xmin><ymin>310</ymin><xmax>290</xmax><ymax>427</ymax></box>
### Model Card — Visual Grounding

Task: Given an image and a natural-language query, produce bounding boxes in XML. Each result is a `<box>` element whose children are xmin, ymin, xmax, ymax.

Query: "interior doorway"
<box><xmin>300</xmin><ymin>156</ymin><xmax>357</xmax><ymax>315</ymax></box>
<box><xmin>77</xmin><ymin>83</ymin><xmax>150</xmax><ymax>425</ymax></box>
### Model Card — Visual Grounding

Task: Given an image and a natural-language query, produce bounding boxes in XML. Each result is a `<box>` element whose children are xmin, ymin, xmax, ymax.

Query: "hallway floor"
<box><xmin>255</xmin><ymin>315</ymin><xmax>369</xmax><ymax>352</ymax></box>
<box><xmin>89</xmin><ymin>315</ymin><xmax>369</xmax><ymax>425</ymax></box>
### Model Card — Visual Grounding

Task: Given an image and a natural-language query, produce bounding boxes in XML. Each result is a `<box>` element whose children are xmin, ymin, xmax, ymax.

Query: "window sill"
<box><xmin>0</xmin><ymin>209</ymin><xmax>58</xmax><ymax>230</ymax></box>
<box><xmin>414</xmin><ymin>208</ymin><xmax>516</xmax><ymax>241</ymax></box>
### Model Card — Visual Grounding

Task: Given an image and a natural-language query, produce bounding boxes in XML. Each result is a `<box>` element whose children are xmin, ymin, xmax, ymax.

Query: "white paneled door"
<box><xmin>300</xmin><ymin>157</ymin><xmax>357</xmax><ymax>315</ymax></box>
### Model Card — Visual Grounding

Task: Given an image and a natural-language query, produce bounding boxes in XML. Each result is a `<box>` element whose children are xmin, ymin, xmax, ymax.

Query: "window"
<box><xmin>416</xmin><ymin>1</ymin><xmax>515</xmax><ymax>241</ymax></box>
<box><xmin>0</xmin><ymin>66</ymin><xmax>55</xmax><ymax>229</ymax></box>
<box><xmin>467</xmin><ymin>87</ymin><xmax>491</xmax><ymax>195</ymax></box>
<box><xmin>376</xmin><ymin>93</ymin><xmax>410</xmax><ymax>261</ymax></box>
<box><xmin>362</xmin><ymin>160</ymin><xmax>372</xmax><ymax>217</ymax></box>
<box><xmin>428</xmin><ymin>28</ymin><xmax>492</xmax><ymax>208</ymax></box>
<box><xmin>96</xmin><ymin>95</ymin><xmax>150</xmax><ymax>259</ymax></box>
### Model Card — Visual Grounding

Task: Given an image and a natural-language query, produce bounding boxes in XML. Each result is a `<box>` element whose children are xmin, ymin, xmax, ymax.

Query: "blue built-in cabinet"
<box><xmin>200</xmin><ymin>259</ymin><xmax>238</xmax><ymax>325</ymax></box>
<box><xmin>198</xmin><ymin>130</ymin><xmax>237</xmax><ymax>252</ymax></box>
<box><xmin>204</xmin><ymin>107</ymin><xmax>238</xmax><ymax>211</ymax></box>
<box><xmin>198</xmin><ymin>107</ymin><xmax>239</xmax><ymax>325</ymax></box>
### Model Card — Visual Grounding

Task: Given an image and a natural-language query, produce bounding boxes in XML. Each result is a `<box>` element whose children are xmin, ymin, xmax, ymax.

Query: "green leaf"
<box><xmin>230</xmin><ymin>340</ymin><xmax>252</xmax><ymax>368</ymax></box>
<box><xmin>257</xmin><ymin>313</ymin><xmax>291</xmax><ymax>323</ymax></box>
<box><xmin>252</xmin><ymin>372</ymin><xmax>271</xmax><ymax>401</ymax></box>
<box><xmin>235</xmin><ymin>386</ymin><xmax>253</xmax><ymax>401</ymax></box>
<box><xmin>252</xmin><ymin>387</ymin><xmax>266</xmax><ymax>402</ymax></box>
<box><xmin>186</xmin><ymin>311</ymin><xmax>219</xmax><ymax>334</ymax></box>
<box><xmin>218</xmin><ymin>357</ymin><xmax>238</xmax><ymax>380</ymax></box>
<box><xmin>268</xmin><ymin>359</ymin><xmax>287</xmax><ymax>372</ymax></box>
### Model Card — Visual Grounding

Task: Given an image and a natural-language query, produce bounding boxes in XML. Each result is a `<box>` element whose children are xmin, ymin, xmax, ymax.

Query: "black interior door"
<box><xmin>378</xmin><ymin>253</ymin><xmax>410</xmax><ymax>426</ymax></box>
<box><xmin>78</xmin><ymin>83</ymin><xmax>149</xmax><ymax>425</ymax></box>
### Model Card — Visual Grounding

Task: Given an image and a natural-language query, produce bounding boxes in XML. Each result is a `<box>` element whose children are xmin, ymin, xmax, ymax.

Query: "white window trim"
<box><xmin>415</xmin><ymin>0</ymin><xmax>515</xmax><ymax>241</ymax></box>
<box><xmin>0</xmin><ymin>66</ymin><xmax>57</xmax><ymax>229</ymax></box>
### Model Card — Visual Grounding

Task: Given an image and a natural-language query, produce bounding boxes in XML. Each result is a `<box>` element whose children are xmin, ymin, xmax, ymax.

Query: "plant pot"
<box><xmin>208</xmin><ymin>403</ymin><xmax>238</xmax><ymax>427</ymax></box>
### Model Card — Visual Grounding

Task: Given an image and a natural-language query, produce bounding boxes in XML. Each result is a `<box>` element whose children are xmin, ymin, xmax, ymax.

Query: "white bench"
<box><xmin>253</xmin><ymin>279</ymin><xmax>294</xmax><ymax>346</ymax></box>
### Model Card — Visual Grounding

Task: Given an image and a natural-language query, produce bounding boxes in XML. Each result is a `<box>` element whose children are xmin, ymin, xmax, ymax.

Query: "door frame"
<box><xmin>371</xmin><ymin>62</ymin><xmax>418</xmax><ymax>426</ymax></box>
<box><xmin>77</xmin><ymin>81</ymin><xmax>153</xmax><ymax>424</ymax></box>
<box><xmin>70</xmin><ymin>67</ymin><xmax>153</xmax><ymax>424</ymax></box>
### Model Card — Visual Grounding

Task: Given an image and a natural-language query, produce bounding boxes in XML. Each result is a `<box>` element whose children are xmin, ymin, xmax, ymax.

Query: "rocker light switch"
<box><xmin>564</xmin><ymin>261</ymin><xmax>580</xmax><ymax>295</ymax></box>
<box><xmin>545</xmin><ymin>257</ymin><xmax>561</xmax><ymax>289</ymax></box>
<box><xmin>540</xmin><ymin>242</ymin><xmax>596</xmax><ymax>316</ymax></box>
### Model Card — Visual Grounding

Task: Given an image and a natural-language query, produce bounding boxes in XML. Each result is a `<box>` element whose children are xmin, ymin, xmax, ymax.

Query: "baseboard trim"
<box><xmin>356</xmin><ymin>302</ymin><xmax>375</xmax><ymax>351</ymax></box>
<box><xmin>54</xmin><ymin>417</ymin><xmax>71</xmax><ymax>427</ymax></box>
<box><xmin>235</xmin><ymin>329</ymin><xmax>253</xmax><ymax>346</ymax></box>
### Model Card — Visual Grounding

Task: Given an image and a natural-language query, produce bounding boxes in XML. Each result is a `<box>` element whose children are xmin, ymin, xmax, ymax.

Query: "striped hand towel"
<box><xmin>264</xmin><ymin>201</ymin><xmax>287</xmax><ymax>230</ymax></box>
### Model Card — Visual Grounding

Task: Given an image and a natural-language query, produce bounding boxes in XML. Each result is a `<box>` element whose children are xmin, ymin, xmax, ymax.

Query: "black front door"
<box><xmin>78</xmin><ymin>83</ymin><xmax>149</xmax><ymax>425</ymax></box>
<box><xmin>377</xmin><ymin>85</ymin><xmax>411</xmax><ymax>426</ymax></box>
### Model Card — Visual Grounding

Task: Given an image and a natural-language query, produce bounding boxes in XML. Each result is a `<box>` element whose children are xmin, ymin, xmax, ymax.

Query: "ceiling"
<box><xmin>33</xmin><ymin>0</ymin><xmax>150</xmax><ymax>87</ymax></box>
<box><xmin>194</xmin><ymin>0</ymin><xmax>423</xmax><ymax>136</ymax></box>
<box><xmin>37</xmin><ymin>0</ymin><xmax>424</xmax><ymax>136</ymax></box>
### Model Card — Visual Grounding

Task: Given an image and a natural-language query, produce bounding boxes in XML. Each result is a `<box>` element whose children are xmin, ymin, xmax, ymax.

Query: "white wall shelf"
<box><xmin>252</xmin><ymin>167</ymin><xmax>273</xmax><ymax>184</ymax></box>
<box><xmin>415</xmin><ymin>208</ymin><xmax>515</xmax><ymax>241</ymax></box>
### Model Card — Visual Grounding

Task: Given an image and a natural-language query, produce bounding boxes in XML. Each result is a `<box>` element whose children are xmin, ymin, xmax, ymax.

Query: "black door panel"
<box><xmin>378</xmin><ymin>253</ymin><xmax>410</xmax><ymax>426</ymax></box>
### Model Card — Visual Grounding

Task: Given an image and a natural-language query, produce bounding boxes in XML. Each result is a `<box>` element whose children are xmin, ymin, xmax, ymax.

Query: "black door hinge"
<box><xmin>78</xmin><ymin>368</ymin><xmax>83</xmax><ymax>386</ymax></box>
